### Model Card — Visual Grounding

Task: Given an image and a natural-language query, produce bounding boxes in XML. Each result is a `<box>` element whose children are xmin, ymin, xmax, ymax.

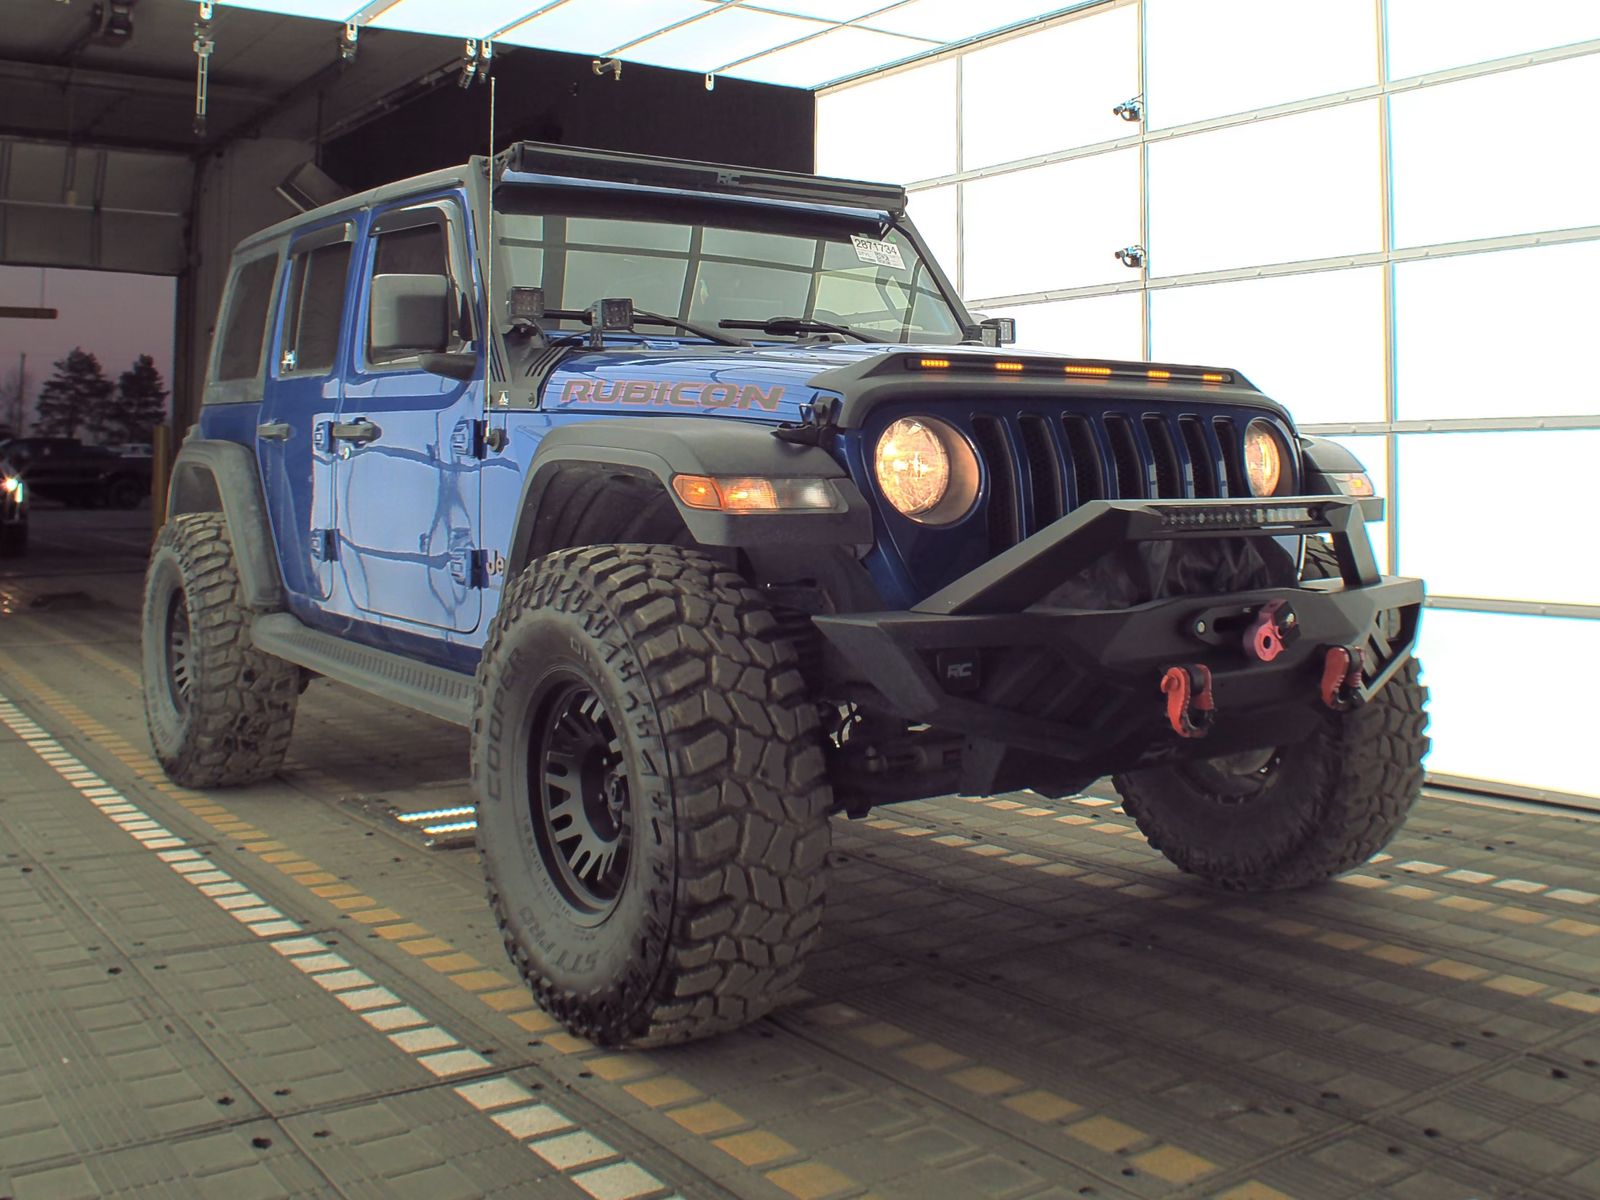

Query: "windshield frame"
<box><xmin>489</xmin><ymin>183</ymin><xmax>973</xmax><ymax>351</ymax></box>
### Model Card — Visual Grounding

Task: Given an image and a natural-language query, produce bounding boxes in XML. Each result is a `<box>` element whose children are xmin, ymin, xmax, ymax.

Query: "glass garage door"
<box><xmin>817</xmin><ymin>0</ymin><xmax>1600</xmax><ymax>807</ymax></box>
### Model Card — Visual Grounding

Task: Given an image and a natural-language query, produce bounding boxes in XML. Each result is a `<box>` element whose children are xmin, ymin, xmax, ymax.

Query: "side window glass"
<box><xmin>281</xmin><ymin>242</ymin><xmax>352</xmax><ymax>376</ymax></box>
<box><xmin>367</xmin><ymin>220</ymin><xmax>454</xmax><ymax>367</ymax></box>
<box><xmin>214</xmin><ymin>255</ymin><xmax>278</xmax><ymax>382</ymax></box>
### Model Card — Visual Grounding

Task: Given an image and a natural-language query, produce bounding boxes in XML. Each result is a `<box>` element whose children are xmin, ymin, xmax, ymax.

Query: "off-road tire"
<box><xmin>1113</xmin><ymin>539</ymin><xmax>1428</xmax><ymax>891</ymax></box>
<box><xmin>142</xmin><ymin>512</ymin><xmax>299</xmax><ymax>786</ymax></box>
<box><xmin>473</xmin><ymin>545</ymin><xmax>832</xmax><ymax>1047</ymax></box>
<box><xmin>0</xmin><ymin>521</ymin><xmax>24</xmax><ymax>558</ymax></box>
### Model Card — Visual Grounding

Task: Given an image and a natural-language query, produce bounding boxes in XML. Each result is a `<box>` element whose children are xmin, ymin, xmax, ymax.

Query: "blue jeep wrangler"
<box><xmin>143</xmin><ymin>143</ymin><xmax>1428</xmax><ymax>1046</ymax></box>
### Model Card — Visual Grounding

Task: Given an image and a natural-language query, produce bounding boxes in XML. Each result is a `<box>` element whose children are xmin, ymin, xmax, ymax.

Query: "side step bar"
<box><xmin>250</xmin><ymin>612</ymin><xmax>474</xmax><ymax>727</ymax></box>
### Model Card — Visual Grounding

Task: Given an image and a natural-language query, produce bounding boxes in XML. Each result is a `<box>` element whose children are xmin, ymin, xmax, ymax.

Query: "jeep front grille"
<box><xmin>975</xmin><ymin>410</ymin><xmax>1258</xmax><ymax>551</ymax></box>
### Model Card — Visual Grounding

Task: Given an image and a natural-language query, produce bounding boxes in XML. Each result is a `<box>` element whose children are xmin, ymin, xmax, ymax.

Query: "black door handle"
<box><xmin>257</xmin><ymin>422</ymin><xmax>291</xmax><ymax>441</ymax></box>
<box><xmin>330</xmin><ymin>419</ymin><xmax>381</xmax><ymax>445</ymax></box>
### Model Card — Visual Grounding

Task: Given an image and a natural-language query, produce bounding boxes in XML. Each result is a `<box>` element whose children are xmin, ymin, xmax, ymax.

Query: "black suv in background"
<box><xmin>0</xmin><ymin>437</ymin><xmax>150</xmax><ymax>509</ymax></box>
<box><xmin>0</xmin><ymin>450</ymin><xmax>25</xmax><ymax>557</ymax></box>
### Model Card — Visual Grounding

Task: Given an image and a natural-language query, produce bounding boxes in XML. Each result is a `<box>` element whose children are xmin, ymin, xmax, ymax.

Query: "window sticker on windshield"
<box><xmin>850</xmin><ymin>234</ymin><xmax>905</xmax><ymax>270</ymax></box>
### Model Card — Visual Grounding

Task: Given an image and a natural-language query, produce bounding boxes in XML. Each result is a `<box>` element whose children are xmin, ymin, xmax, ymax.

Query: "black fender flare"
<box><xmin>166</xmin><ymin>435</ymin><xmax>284</xmax><ymax>611</ymax></box>
<box><xmin>507</xmin><ymin>418</ymin><xmax>874</xmax><ymax>576</ymax></box>
<box><xmin>1299</xmin><ymin>434</ymin><xmax>1384</xmax><ymax>521</ymax></box>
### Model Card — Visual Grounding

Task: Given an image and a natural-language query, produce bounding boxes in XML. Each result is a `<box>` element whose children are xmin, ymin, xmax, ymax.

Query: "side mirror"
<box><xmin>370</xmin><ymin>273</ymin><xmax>452</xmax><ymax>357</ymax></box>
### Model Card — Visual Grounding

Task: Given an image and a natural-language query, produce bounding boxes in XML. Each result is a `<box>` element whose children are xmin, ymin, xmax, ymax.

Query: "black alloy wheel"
<box><xmin>528</xmin><ymin>675</ymin><xmax>631</xmax><ymax>921</ymax></box>
<box><xmin>164</xmin><ymin>590</ymin><xmax>194</xmax><ymax>715</ymax></box>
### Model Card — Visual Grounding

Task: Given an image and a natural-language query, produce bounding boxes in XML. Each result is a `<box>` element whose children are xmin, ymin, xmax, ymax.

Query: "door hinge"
<box><xmin>450</xmin><ymin>418</ymin><xmax>506</xmax><ymax>459</ymax></box>
<box><xmin>309</xmin><ymin>529</ymin><xmax>336</xmax><ymax>562</ymax></box>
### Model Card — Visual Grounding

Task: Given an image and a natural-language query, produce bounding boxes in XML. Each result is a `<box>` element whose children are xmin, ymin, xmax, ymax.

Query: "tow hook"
<box><xmin>1320</xmin><ymin>644</ymin><xmax>1366</xmax><ymax>710</ymax></box>
<box><xmin>1160</xmin><ymin>664</ymin><xmax>1215</xmax><ymax>739</ymax></box>
<box><xmin>1244</xmin><ymin>599</ymin><xmax>1298</xmax><ymax>663</ymax></box>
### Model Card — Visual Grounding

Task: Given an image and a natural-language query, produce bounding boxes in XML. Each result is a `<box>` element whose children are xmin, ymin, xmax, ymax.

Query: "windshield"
<box><xmin>494</xmin><ymin>188</ymin><xmax>967</xmax><ymax>345</ymax></box>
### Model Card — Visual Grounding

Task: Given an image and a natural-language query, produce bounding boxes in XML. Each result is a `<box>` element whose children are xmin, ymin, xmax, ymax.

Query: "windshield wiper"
<box><xmin>719</xmin><ymin>317</ymin><xmax>881</xmax><ymax>343</ymax></box>
<box><xmin>633</xmin><ymin>310</ymin><xmax>750</xmax><ymax>346</ymax></box>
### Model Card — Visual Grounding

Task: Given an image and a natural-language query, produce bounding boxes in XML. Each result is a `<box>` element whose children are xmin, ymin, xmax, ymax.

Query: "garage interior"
<box><xmin>2</xmin><ymin>2</ymin><xmax>1598</xmax><ymax>1199</ymax></box>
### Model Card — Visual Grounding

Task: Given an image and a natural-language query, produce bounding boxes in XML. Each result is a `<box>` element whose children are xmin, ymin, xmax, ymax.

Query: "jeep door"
<box><xmin>256</xmin><ymin>222</ymin><xmax>354</xmax><ymax>601</ymax></box>
<box><xmin>334</xmin><ymin>198</ymin><xmax>482</xmax><ymax>634</ymax></box>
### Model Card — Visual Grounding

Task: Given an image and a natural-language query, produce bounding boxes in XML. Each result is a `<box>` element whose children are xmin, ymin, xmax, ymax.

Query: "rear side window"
<box><xmin>214</xmin><ymin>255</ymin><xmax>278</xmax><ymax>382</ymax></box>
<box><xmin>281</xmin><ymin>242</ymin><xmax>352</xmax><ymax>375</ymax></box>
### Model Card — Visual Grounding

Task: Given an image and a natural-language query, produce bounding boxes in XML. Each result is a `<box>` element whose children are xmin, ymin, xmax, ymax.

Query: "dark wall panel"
<box><xmin>322</xmin><ymin>48</ymin><xmax>813</xmax><ymax>192</ymax></box>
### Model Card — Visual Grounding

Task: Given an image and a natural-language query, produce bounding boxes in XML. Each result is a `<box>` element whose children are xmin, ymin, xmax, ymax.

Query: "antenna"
<box><xmin>484</xmin><ymin>70</ymin><xmax>495</xmax><ymax>411</ymax></box>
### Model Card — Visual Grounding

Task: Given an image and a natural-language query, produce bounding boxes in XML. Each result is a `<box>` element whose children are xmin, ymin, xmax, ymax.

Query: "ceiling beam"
<box><xmin>0</xmin><ymin>57</ymin><xmax>271</xmax><ymax>106</ymax></box>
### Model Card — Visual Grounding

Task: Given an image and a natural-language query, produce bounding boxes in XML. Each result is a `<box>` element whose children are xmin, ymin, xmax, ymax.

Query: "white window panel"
<box><xmin>981</xmin><ymin>291</ymin><xmax>1143</xmax><ymax>361</ymax></box>
<box><xmin>621</xmin><ymin>5</ymin><xmax>828</xmax><ymax>70</ymax></box>
<box><xmin>960</xmin><ymin>5</ymin><xmax>1138</xmax><ymax>169</ymax></box>
<box><xmin>371</xmin><ymin>0</ymin><xmax>554</xmax><ymax>37</ymax></box>
<box><xmin>817</xmin><ymin>60</ymin><xmax>957</xmax><ymax>184</ymax></box>
<box><xmin>1387</xmin><ymin>0</ymin><xmax>1600</xmax><ymax>80</ymax></box>
<box><xmin>1325</xmin><ymin>434</ymin><xmax>1389</xmax><ymax>574</ymax></box>
<box><xmin>1391</xmin><ymin>57</ymin><xmax>1600</xmax><ymax>249</ymax></box>
<box><xmin>962</xmin><ymin>149</ymin><xmax>1140</xmax><ymax>299</ymax></box>
<box><xmin>905</xmin><ymin>185</ymin><xmax>958</xmax><ymax>285</ymax></box>
<box><xmin>1417</xmin><ymin>609</ymin><xmax>1599</xmax><ymax>802</ymax></box>
<box><xmin>499</xmin><ymin>0</ymin><xmax>717</xmax><ymax>53</ymax></box>
<box><xmin>1396</xmin><ymin>241</ymin><xmax>1600</xmax><ymax>421</ymax></box>
<box><xmin>1398</xmin><ymin>430</ymin><xmax>1600</xmax><ymax>607</ymax></box>
<box><xmin>1150</xmin><ymin>268</ymin><xmax>1386</xmax><ymax>427</ymax></box>
<box><xmin>728</xmin><ymin>25</ymin><xmax>936</xmax><ymax>87</ymax></box>
<box><xmin>864</xmin><ymin>0</ymin><xmax>1094</xmax><ymax>43</ymax></box>
<box><xmin>1145</xmin><ymin>0</ymin><xmax>1377</xmax><ymax>129</ymax></box>
<box><xmin>1148</xmin><ymin>101</ymin><xmax>1381</xmax><ymax>278</ymax></box>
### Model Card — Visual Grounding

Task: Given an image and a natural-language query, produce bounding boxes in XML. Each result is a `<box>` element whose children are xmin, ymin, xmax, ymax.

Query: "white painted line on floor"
<box><xmin>0</xmin><ymin>692</ymin><xmax>679</xmax><ymax>1200</ymax></box>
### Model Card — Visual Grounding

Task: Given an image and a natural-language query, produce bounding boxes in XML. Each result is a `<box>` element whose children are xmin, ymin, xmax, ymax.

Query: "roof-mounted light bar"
<box><xmin>501</xmin><ymin>142</ymin><xmax>907</xmax><ymax>214</ymax></box>
<box><xmin>910</xmin><ymin>356</ymin><xmax>1231</xmax><ymax>385</ymax></box>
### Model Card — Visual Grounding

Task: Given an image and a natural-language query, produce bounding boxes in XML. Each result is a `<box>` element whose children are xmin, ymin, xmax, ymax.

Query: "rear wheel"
<box><xmin>473</xmin><ymin>545</ymin><xmax>832</xmax><ymax>1046</ymax></box>
<box><xmin>1113</xmin><ymin>540</ymin><xmax>1428</xmax><ymax>890</ymax></box>
<box><xmin>106</xmin><ymin>476</ymin><xmax>145</xmax><ymax>509</ymax></box>
<box><xmin>142</xmin><ymin>512</ymin><xmax>299</xmax><ymax>786</ymax></box>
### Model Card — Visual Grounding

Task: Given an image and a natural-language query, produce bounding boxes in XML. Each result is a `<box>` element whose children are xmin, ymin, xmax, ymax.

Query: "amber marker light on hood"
<box><xmin>672</xmin><ymin>474</ymin><xmax>840</xmax><ymax>513</ymax></box>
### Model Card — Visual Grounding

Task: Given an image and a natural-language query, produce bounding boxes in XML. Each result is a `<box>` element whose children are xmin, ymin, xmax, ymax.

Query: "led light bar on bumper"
<box><xmin>672</xmin><ymin>474</ymin><xmax>843</xmax><ymax>513</ymax></box>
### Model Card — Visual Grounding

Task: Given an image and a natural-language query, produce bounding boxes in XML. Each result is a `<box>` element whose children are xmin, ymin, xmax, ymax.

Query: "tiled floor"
<box><xmin>2</xmin><ymin>507</ymin><xmax>1596</xmax><ymax>1200</ymax></box>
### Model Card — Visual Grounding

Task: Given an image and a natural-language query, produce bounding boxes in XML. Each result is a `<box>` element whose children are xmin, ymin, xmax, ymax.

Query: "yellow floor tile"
<box><xmin>625</xmin><ymin>1076</ymin><xmax>702</xmax><ymax>1108</ymax></box>
<box><xmin>1003</xmin><ymin>1089</ymin><xmax>1082</xmax><ymax>1123</ymax></box>
<box><xmin>668</xmin><ymin>1101</ymin><xmax>745</xmax><ymax>1137</ymax></box>
<box><xmin>713</xmin><ymin>1130</ymin><xmax>798</xmax><ymax>1167</ymax></box>
<box><xmin>947</xmin><ymin>1066</ymin><xmax>1024</xmax><ymax>1096</ymax></box>
<box><xmin>896</xmin><ymin>1042</ymin><xmax>967</xmax><ymax>1072</ymax></box>
<box><xmin>1065</xmin><ymin>1115</ymin><xmax>1144</xmax><ymax>1153</ymax></box>
<box><xmin>1129</xmin><ymin>1144</ymin><xmax>1216</xmax><ymax>1184</ymax></box>
<box><xmin>765</xmin><ymin>1163</ymin><xmax>855</xmax><ymax>1200</ymax></box>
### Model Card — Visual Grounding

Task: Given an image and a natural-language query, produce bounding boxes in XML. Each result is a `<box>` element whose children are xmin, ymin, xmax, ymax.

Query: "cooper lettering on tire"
<box><xmin>472</xmin><ymin>545</ymin><xmax>832</xmax><ymax>1046</ymax></box>
<box><xmin>141</xmin><ymin>512</ymin><xmax>300</xmax><ymax>787</ymax></box>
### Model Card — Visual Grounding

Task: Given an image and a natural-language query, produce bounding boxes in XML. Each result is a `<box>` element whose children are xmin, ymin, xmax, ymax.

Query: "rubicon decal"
<box><xmin>556</xmin><ymin>378</ymin><xmax>784</xmax><ymax>411</ymax></box>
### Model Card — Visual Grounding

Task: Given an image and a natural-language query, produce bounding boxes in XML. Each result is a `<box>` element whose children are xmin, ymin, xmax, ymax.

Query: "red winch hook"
<box><xmin>1160</xmin><ymin>664</ymin><xmax>1215</xmax><ymax>739</ymax></box>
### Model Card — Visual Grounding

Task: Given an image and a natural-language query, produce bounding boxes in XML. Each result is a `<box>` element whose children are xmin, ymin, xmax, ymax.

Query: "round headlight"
<box><xmin>1242</xmin><ymin>419</ymin><xmax>1288</xmax><ymax>497</ymax></box>
<box><xmin>873</xmin><ymin>416</ymin><xmax>979</xmax><ymax>524</ymax></box>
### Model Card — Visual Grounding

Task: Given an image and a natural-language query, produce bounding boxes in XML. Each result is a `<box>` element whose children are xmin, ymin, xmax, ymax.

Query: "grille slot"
<box><xmin>1213</xmin><ymin>417</ymin><xmax>1246</xmax><ymax>497</ymax></box>
<box><xmin>1060</xmin><ymin>415</ymin><xmax>1104</xmax><ymax>504</ymax></box>
<box><xmin>1105</xmin><ymin>415</ymin><xmax>1149</xmax><ymax>499</ymax></box>
<box><xmin>1179</xmin><ymin>416</ymin><xmax>1218</xmax><ymax>497</ymax></box>
<box><xmin>1018</xmin><ymin>415</ymin><xmax>1063</xmax><ymax>527</ymax></box>
<box><xmin>1143</xmin><ymin>416</ymin><xmax>1185</xmax><ymax>499</ymax></box>
<box><xmin>971</xmin><ymin>415</ymin><xmax>1020</xmax><ymax>549</ymax></box>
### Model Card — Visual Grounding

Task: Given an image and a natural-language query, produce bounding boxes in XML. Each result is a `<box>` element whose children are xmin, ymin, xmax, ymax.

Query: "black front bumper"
<box><xmin>814</xmin><ymin>497</ymin><xmax>1421</xmax><ymax>794</ymax></box>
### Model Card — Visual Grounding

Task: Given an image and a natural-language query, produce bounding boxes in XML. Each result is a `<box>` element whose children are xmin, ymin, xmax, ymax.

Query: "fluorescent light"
<box><xmin>860</xmin><ymin>0</ymin><xmax>1080</xmax><ymax>42</ymax></box>
<box><xmin>743</xmin><ymin>0</ymin><xmax>893</xmax><ymax>19</ymax></box>
<box><xmin>368</xmin><ymin>0</ymin><xmax>557</xmax><ymax>37</ymax></box>
<box><xmin>499</xmin><ymin>0</ymin><xmax>719</xmax><ymax>54</ymax></box>
<box><xmin>727</xmin><ymin>24</ymin><xmax>937</xmax><ymax>87</ymax></box>
<box><xmin>622</xmin><ymin>5</ymin><xmax>828</xmax><ymax>71</ymax></box>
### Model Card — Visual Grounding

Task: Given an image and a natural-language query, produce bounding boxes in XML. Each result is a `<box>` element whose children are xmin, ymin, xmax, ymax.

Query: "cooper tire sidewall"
<box><xmin>477</xmin><ymin>577</ymin><xmax>675</xmax><ymax>1017</ymax></box>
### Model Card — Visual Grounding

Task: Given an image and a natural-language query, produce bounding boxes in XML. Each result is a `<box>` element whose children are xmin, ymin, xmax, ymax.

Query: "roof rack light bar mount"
<box><xmin>498</xmin><ymin>141</ymin><xmax>906</xmax><ymax>214</ymax></box>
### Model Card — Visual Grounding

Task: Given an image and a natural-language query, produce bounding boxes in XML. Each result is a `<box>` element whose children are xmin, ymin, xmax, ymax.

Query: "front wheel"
<box><xmin>473</xmin><ymin>545</ymin><xmax>833</xmax><ymax>1047</ymax></box>
<box><xmin>1115</xmin><ymin>542</ymin><xmax>1428</xmax><ymax>891</ymax></box>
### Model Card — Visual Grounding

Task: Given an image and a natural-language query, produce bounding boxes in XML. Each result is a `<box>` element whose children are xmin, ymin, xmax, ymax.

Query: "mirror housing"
<box><xmin>370</xmin><ymin>273</ymin><xmax>452</xmax><ymax>357</ymax></box>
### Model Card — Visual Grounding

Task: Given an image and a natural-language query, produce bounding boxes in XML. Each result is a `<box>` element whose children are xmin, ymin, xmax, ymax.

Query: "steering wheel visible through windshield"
<box><xmin>494</xmin><ymin>188</ymin><xmax>967</xmax><ymax>345</ymax></box>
